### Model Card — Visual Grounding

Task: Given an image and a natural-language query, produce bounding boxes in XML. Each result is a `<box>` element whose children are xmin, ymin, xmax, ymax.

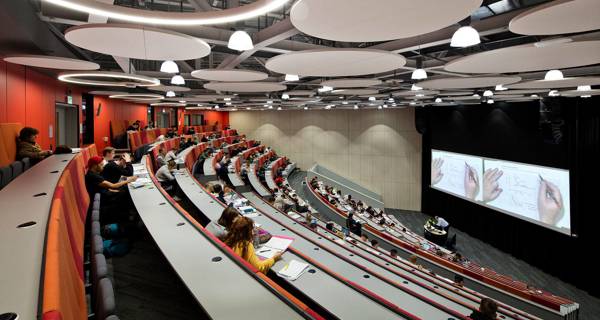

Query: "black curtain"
<box><xmin>420</xmin><ymin>97</ymin><xmax>600</xmax><ymax>297</ymax></box>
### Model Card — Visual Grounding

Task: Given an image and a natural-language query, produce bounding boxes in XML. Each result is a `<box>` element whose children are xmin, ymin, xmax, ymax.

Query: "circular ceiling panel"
<box><xmin>393</xmin><ymin>90</ymin><xmax>439</xmax><ymax>96</ymax></box>
<box><xmin>148</xmin><ymin>85</ymin><xmax>191</xmax><ymax>92</ymax></box>
<box><xmin>191</xmin><ymin>69</ymin><xmax>268</xmax><ymax>82</ymax></box>
<box><xmin>89</xmin><ymin>90</ymin><xmax>128</xmax><ymax>96</ymax></box>
<box><xmin>285</xmin><ymin>90</ymin><xmax>314</xmax><ymax>96</ymax></box>
<box><xmin>495</xmin><ymin>89</ymin><xmax>548</xmax><ymax>95</ymax></box>
<box><xmin>204</xmin><ymin>82</ymin><xmax>287</xmax><ymax>93</ymax></box>
<box><xmin>3</xmin><ymin>54</ymin><xmax>99</xmax><ymax>70</ymax></box>
<box><xmin>438</xmin><ymin>91</ymin><xmax>473</xmax><ymax>96</ymax></box>
<box><xmin>44</xmin><ymin>0</ymin><xmax>289</xmax><ymax>26</ymax></box>
<box><xmin>190</xmin><ymin>94</ymin><xmax>235</xmax><ymax>101</ymax></box>
<box><xmin>265</xmin><ymin>49</ymin><xmax>406</xmax><ymax>77</ymax></box>
<box><xmin>321</xmin><ymin>78</ymin><xmax>382</xmax><ymax>88</ymax></box>
<box><xmin>65</xmin><ymin>24</ymin><xmax>210</xmax><ymax>60</ymax></box>
<box><xmin>58</xmin><ymin>71</ymin><xmax>160</xmax><ymax>87</ymax></box>
<box><xmin>445</xmin><ymin>41</ymin><xmax>600</xmax><ymax>74</ymax></box>
<box><xmin>509</xmin><ymin>0</ymin><xmax>600</xmax><ymax>35</ymax></box>
<box><xmin>109</xmin><ymin>93</ymin><xmax>164</xmax><ymax>101</ymax></box>
<box><xmin>560</xmin><ymin>89</ymin><xmax>600</xmax><ymax>97</ymax></box>
<box><xmin>449</xmin><ymin>95</ymin><xmax>482</xmax><ymax>101</ymax></box>
<box><xmin>506</xmin><ymin>77</ymin><xmax>600</xmax><ymax>89</ymax></box>
<box><xmin>331</xmin><ymin>89</ymin><xmax>379</xmax><ymax>95</ymax></box>
<box><xmin>418</xmin><ymin>76</ymin><xmax>521</xmax><ymax>90</ymax></box>
<box><xmin>290</xmin><ymin>0</ymin><xmax>482</xmax><ymax>42</ymax></box>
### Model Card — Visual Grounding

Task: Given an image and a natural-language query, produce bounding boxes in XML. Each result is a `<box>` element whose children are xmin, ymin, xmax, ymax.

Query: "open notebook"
<box><xmin>277</xmin><ymin>260</ymin><xmax>310</xmax><ymax>281</ymax></box>
<box><xmin>256</xmin><ymin>235</ymin><xmax>294</xmax><ymax>259</ymax></box>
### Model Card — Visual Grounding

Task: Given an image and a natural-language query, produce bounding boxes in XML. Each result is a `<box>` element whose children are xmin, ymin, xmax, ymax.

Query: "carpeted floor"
<box><xmin>287</xmin><ymin>170</ymin><xmax>600</xmax><ymax>320</ymax></box>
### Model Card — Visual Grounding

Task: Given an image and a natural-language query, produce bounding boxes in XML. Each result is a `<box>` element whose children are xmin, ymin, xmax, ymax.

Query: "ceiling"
<box><xmin>1</xmin><ymin>0</ymin><xmax>599</xmax><ymax>111</ymax></box>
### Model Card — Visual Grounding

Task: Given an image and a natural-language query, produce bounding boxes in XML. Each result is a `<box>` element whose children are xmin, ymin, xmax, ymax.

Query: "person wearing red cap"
<box><xmin>85</xmin><ymin>155</ymin><xmax>137</xmax><ymax>223</ymax></box>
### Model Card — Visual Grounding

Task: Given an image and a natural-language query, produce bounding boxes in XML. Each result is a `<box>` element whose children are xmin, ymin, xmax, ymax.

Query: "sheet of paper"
<box><xmin>277</xmin><ymin>260</ymin><xmax>309</xmax><ymax>281</ymax></box>
<box><xmin>262</xmin><ymin>235</ymin><xmax>294</xmax><ymax>251</ymax></box>
<box><xmin>256</xmin><ymin>247</ymin><xmax>280</xmax><ymax>259</ymax></box>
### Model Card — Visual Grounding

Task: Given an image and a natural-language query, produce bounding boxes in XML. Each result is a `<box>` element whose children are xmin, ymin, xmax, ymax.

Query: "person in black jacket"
<box><xmin>103</xmin><ymin>153</ymin><xmax>134</xmax><ymax>184</ymax></box>
<box><xmin>470</xmin><ymin>298</ymin><xmax>498</xmax><ymax>320</ymax></box>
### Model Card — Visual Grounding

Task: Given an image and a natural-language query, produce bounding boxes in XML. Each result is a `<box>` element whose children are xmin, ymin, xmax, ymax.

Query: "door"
<box><xmin>55</xmin><ymin>102</ymin><xmax>79</xmax><ymax>148</ymax></box>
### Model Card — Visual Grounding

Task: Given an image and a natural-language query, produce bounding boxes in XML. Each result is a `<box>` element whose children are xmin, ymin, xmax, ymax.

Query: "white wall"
<box><xmin>230</xmin><ymin>109</ymin><xmax>422</xmax><ymax>210</ymax></box>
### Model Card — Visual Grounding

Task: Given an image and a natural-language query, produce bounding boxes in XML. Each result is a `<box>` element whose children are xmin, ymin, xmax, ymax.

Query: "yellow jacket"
<box><xmin>232</xmin><ymin>241</ymin><xmax>275</xmax><ymax>274</ymax></box>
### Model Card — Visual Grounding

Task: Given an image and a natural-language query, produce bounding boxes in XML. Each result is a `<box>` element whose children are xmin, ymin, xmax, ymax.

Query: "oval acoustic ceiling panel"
<box><xmin>266</xmin><ymin>49</ymin><xmax>406</xmax><ymax>77</ymax></box>
<box><xmin>417</xmin><ymin>76</ymin><xmax>522</xmax><ymax>90</ymax></box>
<box><xmin>65</xmin><ymin>24</ymin><xmax>211</xmax><ymax>60</ymax></box>
<box><xmin>43</xmin><ymin>0</ymin><xmax>289</xmax><ymax>26</ymax></box>
<box><xmin>509</xmin><ymin>0</ymin><xmax>600</xmax><ymax>35</ymax></box>
<box><xmin>321</xmin><ymin>78</ymin><xmax>382</xmax><ymax>88</ymax></box>
<box><xmin>506</xmin><ymin>77</ymin><xmax>600</xmax><ymax>89</ymax></box>
<box><xmin>290</xmin><ymin>0</ymin><xmax>482</xmax><ymax>42</ymax></box>
<box><xmin>3</xmin><ymin>55</ymin><xmax>99</xmax><ymax>70</ymax></box>
<box><xmin>191</xmin><ymin>69</ymin><xmax>268</xmax><ymax>82</ymax></box>
<box><xmin>148</xmin><ymin>85</ymin><xmax>191</xmax><ymax>92</ymax></box>
<box><xmin>445</xmin><ymin>41</ymin><xmax>600</xmax><ymax>74</ymax></box>
<box><xmin>204</xmin><ymin>82</ymin><xmax>287</xmax><ymax>93</ymax></box>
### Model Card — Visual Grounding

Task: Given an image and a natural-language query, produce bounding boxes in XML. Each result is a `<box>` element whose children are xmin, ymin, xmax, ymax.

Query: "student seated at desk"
<box><xmin>16</xmin><ymin>127</ymin><xmax>52</xmax><ymax>164</ymax></box>
<box><xmin>85</xmin><ymin>156</ymin><xmax>137</xmax><ymax>223</ymax></box>
<box><xmin>470</xmin><ymin>298</ymin><xmax>498</xmax><ymax>320</ymax></box>
<box><xmin>200</xmin><ymin>135</ymin><xmax>209</xmax><ymax>142</ymax></box>
<box><xmin>224</xmin><ymin>217</ymin><xmax>282</xmax><ymax>274</ymax></box>
<box><xmin>155</xmin><ymin>155</ymin><xmax>181</xmax><ymax>201</ymax></box>
<box><xmin>102</xmin><ymin>147</ymin><xmax>133</xmax><ymax>184</ymax></box>
<box><xmin>206</xmin><ymin>207</ymin><xmax>239</xmax><ymax>240</ymax></box>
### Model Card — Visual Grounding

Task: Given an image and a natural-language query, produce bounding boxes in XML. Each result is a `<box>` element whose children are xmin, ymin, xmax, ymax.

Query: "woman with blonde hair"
<box><xmin>224</xmin><ymin>216</ymin><xmax>282</xmax><ymax>273</ymax></box>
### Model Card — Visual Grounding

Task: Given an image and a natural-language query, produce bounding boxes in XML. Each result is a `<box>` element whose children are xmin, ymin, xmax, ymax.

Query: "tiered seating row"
<box><xmin>305</xmin><ymin>178</ymin><xmax>578</xmax><ymax>318</ymax></box>
<box><xmin>0</xmin><ymin>145</ymin><xmax>97</xmax><ymax>320</ymax></box>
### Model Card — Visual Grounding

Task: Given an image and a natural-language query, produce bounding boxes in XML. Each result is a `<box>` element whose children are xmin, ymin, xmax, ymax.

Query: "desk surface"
<box><xmin>129</xmin><ymin>156</ymin><xmax>307</xmax><ymax>320</ymax></box>
<box><xmin>175</xmin><ymin>169</ymin><xmax>405</xmax><ymax>319</ymax></box>
<box><xmin>248</xmin><ymin>162</ymin><xmax>271</xmax><ymax>197</ymax></box>
<box><xmin>0</xmin><ymin>154</ymin><xmax>76</xmax><ymax>320</ymax></box>
<box><xmin>178</xmin><ymin>164</ymin><xmax>469</xmax><ymax>320</ymax></box>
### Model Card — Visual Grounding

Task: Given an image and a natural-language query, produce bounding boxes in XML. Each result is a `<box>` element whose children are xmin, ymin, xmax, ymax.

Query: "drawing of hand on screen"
<box><xmin>464</xmin><ymin>163</ymin><xmax>479</xmax><ymax>200</ymax></box>
<box><xmin>482</xmin><ymin>168</ymin><xmax>503</xmax><ymax>202</ymax></box>
<box><xmin>538</xmin><ymin>177</ymin><xmax>564</xmax><ymax>226</ymax></box>
<box><xmin>431</xmin><ymin>158</ymin><xmax>444</xmax><ymax>185</ymax></box>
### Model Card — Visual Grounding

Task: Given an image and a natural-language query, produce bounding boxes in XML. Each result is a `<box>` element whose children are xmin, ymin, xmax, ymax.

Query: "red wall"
<box><xmin>92</xmin><ymin>96</ymin><xmax>148</xmax><ymax>149</ymax></box>
<box><xmin>0</xmin><ymin>60</ymin><xmax>153</xmax><ymax>152</ymax></box>
<box><xmin>0</xmin><ymin>61</ymin><xmax>83</xmax><ymax>150</ymax></box>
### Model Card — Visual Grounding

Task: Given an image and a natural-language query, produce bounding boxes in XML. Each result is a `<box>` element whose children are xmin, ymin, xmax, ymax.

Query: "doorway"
<box><xmin>55</xmin><ymin>102</ymin><xmax>79</xmax><ymax>148</ymax></box>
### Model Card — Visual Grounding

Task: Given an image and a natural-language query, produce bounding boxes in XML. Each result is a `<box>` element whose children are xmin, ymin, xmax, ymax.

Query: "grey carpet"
<box><xmin>288</xmin><ymin>170</ymin><xmax>600</xmax><ymax>320</ymax></box>
<box><xmin>110</xmin><ymin>229</ymin><xmax>209</xmax><ymax>320</ymax></box>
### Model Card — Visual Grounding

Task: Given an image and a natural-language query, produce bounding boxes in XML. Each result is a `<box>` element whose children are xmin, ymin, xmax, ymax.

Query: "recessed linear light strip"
<box><xmin>43</xmin><ymin>0</ymin><xmax>289</xmax><ymax>26</ymax></box>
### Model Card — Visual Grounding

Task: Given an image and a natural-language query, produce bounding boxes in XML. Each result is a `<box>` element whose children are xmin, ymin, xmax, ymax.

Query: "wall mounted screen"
<box><xmin>431</xmin><ymin>149</ymin><xmax>571</xmax><ymax>235</ymax></box>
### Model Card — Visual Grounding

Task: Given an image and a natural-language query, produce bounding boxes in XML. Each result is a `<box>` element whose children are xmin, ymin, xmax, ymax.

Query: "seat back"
<box><xmin>9</xmin><ymin>161</ymin><xmax>23</xmax><ymax>178</ymax></box>
<box><xmin>91</xmin><ymin>253</ymin><xmax>108</xmax><ymax>290</ymax></box>
<box><xmin>0</xmin><ymin>166</ymin><xmax>10</xmax><ymax>189</ymax></box>
<box><xmin>0</xmin><ymin>123</ymin><xmax>23</xmax><ymax>167</ymax></box>
<box><xmin>95</xmin><ymin>278</ymin><xmax>116</xmax><ymax>320</ymax></box>
<box><xmin>22</xmin><ymin>157</ymin><xmax>31</xmax><ymax>171</ymax></box>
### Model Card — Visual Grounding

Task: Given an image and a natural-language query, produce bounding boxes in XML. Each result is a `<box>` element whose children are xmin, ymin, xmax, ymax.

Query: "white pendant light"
<box><xmin>544</xmin><ymin>69</ymin><xmax>564</xmax><ymax>81</ymax></box>
<box><xmin>411</xmin><ymin>84</ymin><xmax>423</xmax><ymax>91</ymax></box>
<box><xmin>549</xmin><ymin>90</ymin><xmax>560</xmax><ymax>97</ymax></box>
<box><xmin>166</xmin><ymin>90</ymin><xmax>176</xmax><ymax>97</ymax></box>
<box><xmin>582</xmin><ymin>95</ymin><xmax>591</xmax><ymax>98</ymax></box>
<box><xmin>304</xmin><ymin>106</ymin><xmax>308</xmax><ymax>110</ymax></box>
<box><xmin>354</xmin><ymin>105</ymin><xmax>359</xmax><ymax>109</ymax></box>
<box><xmin>435</xmin><ymin>98</ymin><xmax>442</xmax><ymax>103</ymax></box>
<box><xmin>318</xmin><ymin>85</ymin><xmax>333</xmax><ymax>93</ymax></box>
<box><xmin>171</xmin><ymin>75</ymin><xmax>185</xmax><ymax>85</ymax></box>
<box><xmin>487</xmin><ymin>99</ymin><xmax>494</xmax><ymax>104</ymax></box>
<box><xmin>214</xmin><ymin>105</ymin><xmax>220</xmax><ymax>109</ymax></box>
<box><xmin>483</xmin><ymin>90</ymin><xmax>494</xmax><ymax>97</ymax></box>
<box><xmin>495</xmin><ymin>84</ymin><xmax>508</xmax><ymax>91</ymax></box>
<box><xmin>282</xmin><ymin>93</ymin><xmax>290</xmax><ymax>99</ymax></box>
<box><xmin>368</xmin><ymin>96</ymin><xmax>376</xmax><ymax>101</ymax></box>
<box><xmin>277</xmin><ymin>107</ymin><xmax>282</xmax><ymax>111</ymax></box>
<box><xmin>228</xmin><ymin>30</ymin><xmax>254</xmax><ymax>51</ymax></box>
<box><xmin>285</xmin><ymin>74</ymin><xmax>299</xmax><ymax>81</ymax></box>
<box><xmin>577</xmin><ymin>85</ymin><xmax>591</xmax><ymax>91</ymax></box>
<box><xmin>160</xmin><ymin>60</ymin><xmax>179</xmax><ymax>73</ymax></box>
<box><xmin>224</xmin><ymin>97</ymin><xmax>232</xmax><ymax>101</ymax></box>
<box><xmin>451</xmin><ymin>26</ymin><xmax>480</xmax><ymax>48</ymax></box>
<box><xmin>411</xmin><ymin>68</ymin><xmax>427</xmax><ymax>80</ymax></box>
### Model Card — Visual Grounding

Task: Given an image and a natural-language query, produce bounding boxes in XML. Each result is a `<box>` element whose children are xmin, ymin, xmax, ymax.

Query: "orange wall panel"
<box><xmin>6</xmin><ymin>63</ymin><xmax>26</xmax><ymax>124</ymax></box>
<box><xmin>0</xmin><ymin>61</ymin><xmax>6</xmax><ymax>122</ymax></box>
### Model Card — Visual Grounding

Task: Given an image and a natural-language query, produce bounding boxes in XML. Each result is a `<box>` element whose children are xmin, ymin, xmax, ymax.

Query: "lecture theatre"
<box><xmin>1</xmin><ymin>0</ymin><xmax>599</xmax><ymax>319</ymax></box>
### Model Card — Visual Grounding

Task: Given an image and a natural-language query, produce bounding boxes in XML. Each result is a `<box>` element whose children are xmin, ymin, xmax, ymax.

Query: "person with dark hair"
<box><xmin>370</xmin><ymin>239</ymin><xmax>379</xmax><ymax>249</ymax></box>
<box><xmin>470</xmin><ymin>298</ymin><xmax>498</xmax><ymax>320</ymax></box>
<box><xmin>17</xmin><ymin>127</ymin><xmax>52</xmax><ymax>163</ymax></box>
<box><xmin>200</xmin><ymin>135</ymin><xmax>209</xmax><ymax>142</ymax></box>
<box><xmin>390</xmin><ymin>249</ymin><xmax>398</xmax><ymax>259</ymax></box>
<box><xmin>454</xmin><ymin>274</ymin><xmax>465</xmax><ymax>287</ymax></box>
<box><xmin>211</xmin><ymin>183</ymin><xmax>226</xmax><ymax>203</ymax></box>
<box><xmin>85</xmin><ymin>156</ymin><xmax>137</xmax><ymax>223</ymax></box>
<box><xmin>224</xmin><ymin>216</ymin><xmax>282</xmax><ymax>274</ymax></box>
<box><xmin>206</xmin><ymin>206</ymin><xmax>240</xmax><ymax>240</ymax></box>
<box><xmin>103</xmin><ymin>150</ymin><xmax>133</xmax><ymax>184</ymax></box>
